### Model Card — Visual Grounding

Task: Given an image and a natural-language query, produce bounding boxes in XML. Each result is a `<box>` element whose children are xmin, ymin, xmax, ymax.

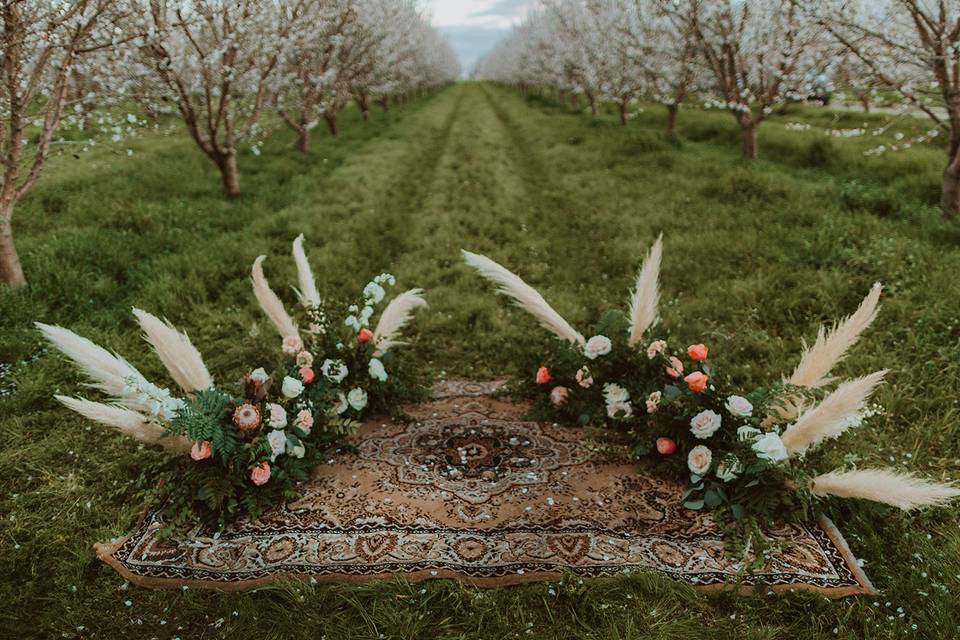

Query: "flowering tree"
<box><xmin>803</xmin><ymin>0</ymin><xmax>960</xmax><ymax>221</ymax></box>
<box><xmin>0</xmin><ymin>0</ymin><xmax>121</xmax><ymax>288</ymax></box>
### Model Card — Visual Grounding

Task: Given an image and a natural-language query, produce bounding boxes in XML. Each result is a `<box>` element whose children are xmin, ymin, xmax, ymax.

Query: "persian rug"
<box><xmin>96</xmin><ymin>380</ymin><xmax>875</xmax><ymax>596</ymax></box>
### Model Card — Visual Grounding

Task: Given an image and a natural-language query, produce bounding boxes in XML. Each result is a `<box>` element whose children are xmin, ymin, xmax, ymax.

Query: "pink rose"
<box><xmin>575</xmin><ymin>366</ymin><xmax>593</xmax><ymax>388</ymax></box>
<box><xmin>296</xmin><ymin>409</ymin><xmax>314</xmax><ymax>434</ymax></box>
<box><xmin>656</xmin><ymin>437</ymin><xmax>677</xmax><ymax>455</ymax></box>
<box><xmin>190</xmin><ymin>441</ymin><xmax>212</xmax><ymax>461</ymax></box>
<box><xmin>299</xmin><ymin>367</ymin><xmax>316</xmax><ymax>384</ymax></box>
<box><xmin>687</xmin><ymin>344</ymin><xmax>709</xmax><ymax>362</ymax></box>
<box><xmin>645</xmin><ymin>391</ymin><xmax>661</xmax><ymax>414</ymax></box>
<box><xmin>665</xmin><ymin>356</ymin><xmax>684</xmax><ymax>379</ymax></box>
<box><xmin>646</xmin><ymin>340</ymin><xmax>667</xmax><ymax>359</ymax></box>
<box><xmin>536</xmin><ymin>366</ymin><xmax>551</xmax><ymax>385</ymax></box>
<box><xmin>296</xmin><ymin>350</ymin><xmax>314</xmax><ymax>368</ymax></box>
<box><xmin>684</xmin><ymin>371</ymin><xmax>709</xmax><ymax>393</ymax></box>
<box><xmin>550</xmin><ymin>386</ymin><xmax>569</xmax><ymax>407</ymax></box>
<box><xmin>282</xmin><ymin>335</ymin><xmax>303</xmax><ymax>355</ymax></box>
<box><xmin>250</xmin><ymin>461</ymin><xmax>271</xmax><ymax>486</ymax></box>
<box><xmin>357</xmin><ymin>328</ymin><xmax>374</xmax><ymax>343</ymax></box>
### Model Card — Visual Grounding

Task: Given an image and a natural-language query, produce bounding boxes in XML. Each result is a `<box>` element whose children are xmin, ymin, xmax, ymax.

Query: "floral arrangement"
<box><xmin>463</xmin><ymin>239</ymin><xmax>960</xmax><ymax>531</ymax></box>
<box><xmin>37</xmin><ymin>235</ymin><xmax>427</xmax><ymax>529</ymax></box>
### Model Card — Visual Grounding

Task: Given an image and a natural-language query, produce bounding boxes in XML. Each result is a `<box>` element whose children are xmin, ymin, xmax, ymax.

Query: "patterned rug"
<box><xmin>96</xmin><ymin>380</ymin><xmax>874</xmax><ymax>596</ymax></box>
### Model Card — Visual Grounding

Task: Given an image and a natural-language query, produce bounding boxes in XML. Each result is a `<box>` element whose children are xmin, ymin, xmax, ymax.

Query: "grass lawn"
<box><xmin>1</xmin><ymin>82</ymin><xmax>958</xmax><ymax>639</ymax></box>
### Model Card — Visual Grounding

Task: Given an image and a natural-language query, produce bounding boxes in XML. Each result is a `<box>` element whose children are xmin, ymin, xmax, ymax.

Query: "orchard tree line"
<box><xmin>476</xmin><ymin>0</ymin><xmax>960</xmax><ymax>222</ymax></box>
<box><xmin>0</xmin><ymin>0</ymin><xmax>459</xmax><ymax>288</ymax></box>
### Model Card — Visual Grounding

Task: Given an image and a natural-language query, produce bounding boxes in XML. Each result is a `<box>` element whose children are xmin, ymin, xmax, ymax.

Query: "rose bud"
<box><xmin>357</xmin><ymin>328</ymin><xmax>374</xmax><ymax>343</ymax></box>
<box><xmin>665</xmin><ymin>356</ymin><xmax>684</xmax><ymax>379</ymax></box>
<box><xmin>250</xmin><ymin>461</ymin><xmax>271</xmax><ymax>486</ymax></box>
<box><xmin>535</xmin><ymin>366</ymin><xmax>551</xmax><ymax>385</ymax></box>
<box><xmin>299</xmin><ymin>367</ymin><xmax>316</xmax><ymax>384</ymax></box>
<box><xmin>687</xmin><ymin>343</ymin><xmax>709</xmax><ymax>362</ymax></box>
<box><xmin>190</xmin><ymin>441</ymin><xmax>212</xmax><ymax>461</ymax></box>
<box><xmin>656</xmin><ymin>437</ymin><xmax>677</xmax><ymax>455</ymax></box>
<box><xmin>684</xmin><ymin>371</ymin><xmax>709</xmax><ymax>393</ymax></box>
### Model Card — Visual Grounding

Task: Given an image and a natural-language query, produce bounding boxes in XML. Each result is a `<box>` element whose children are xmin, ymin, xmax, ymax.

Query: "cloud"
<box><xmin>427</xmin><ymin>1</ymin><xmax>534</xmax><ymax>74</ymax></box>
<box><xmin>470</xmin><ymin>0</ymin><xmax>534</xmax><ymax>20</ymax></box>
<box><xmin>437</xmin><ymin>25</ymin><xmax>510</xmax><ymax>75</ymax></box>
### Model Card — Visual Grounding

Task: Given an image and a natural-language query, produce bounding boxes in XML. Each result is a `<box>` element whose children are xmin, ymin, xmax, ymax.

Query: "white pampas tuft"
<box><xmin>36</xmin><ymin>322</ymin><xmax>145</xmax><ymax>397</ymax></box>
<box><xmin>132</xmin><ymin>308</ymin><xmax>212</xmax><ymax>393</ymax></box>
<box><xmin>292</xmin><ymin>234</ymin><xmax>321</xmax><ymax>308</ymax></box>
<box><xmin>789</xmin><ymin>283</ymin><xmax>882</xmax><ymax>389</ymax></box>
<box><xmin>780</xmin><ymin>370</ymin><xmax>887</xmax><ymax>457</ymax></box>
<box><xmin>627</xmin><ymin>234</ymin><xmax>663</xmax><ymax>347</ymax></box>
<box><xmin>811</xmin><ymin>469</ymin><xmax>960</xmax><ymax>511</ymax></box>
<box><xmin>251</xmin><ymin>255</ymin><xmax>299</xmax><ymax>340</ymax></box>
<box><xmin>53</xmin><ymin>396</ymin><xmax>191</xmax><ymax>453</ymax></box>
<box><xmin>462</xmin><ymin>250</ymin><xmax>585</xmax><ymax>346</ymax></box>
<box><xmin>373</xmin><ymin>288</ymin><xmax>428</xmax><ymax>356</ymax></box>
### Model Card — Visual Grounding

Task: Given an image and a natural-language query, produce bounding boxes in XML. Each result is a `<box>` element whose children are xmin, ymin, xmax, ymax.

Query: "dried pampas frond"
<box><xmin>811</xmin><ymin>469</ymin><xmax>960</xmax><ymax>511</ymax></box>
<box><xmin>781</xmin><ymin>370</ymin><xmax>887</xmax><ymax>457</ymax></box>
<box><xmin>373</xmin><ymin>288</ymin><xmax>427</xmax><ymax>356</ymax></box>
<box><xmin>462</xmin><ymin>250</ymin><xmax>585</xmax><ymax>346</ymax></box>
<box><xmin>132</xmin><ymin>308</ymin><xmax>212</xmax><ymax>393</ymax></box>
<box><xmin>251</xmin><ymin>256</ymin><xmax>299</xmax><ymax>340</ymax></box>
<box><xmin>627</xmin><ymin>234</ymin><xmax>662</xmax><ymax>347</ymax></box>
<box><xmin>36</xmin><ymin>322</ymin><xmax>145</xmax><ymax>397</ymax></box>
<box><xmin>292</xmin><ymin>234</ymin><xmax>321</xmax><ymax>308</ymax></box>
<box><xmin>53</xmin><ymin>395</ymin><xmax>191</xmax><ymax>453</ymax></box>
<box><xmin>789</xmin><ymin>283</ymin><xmax>882</xmax><ymax>389</ymax></box>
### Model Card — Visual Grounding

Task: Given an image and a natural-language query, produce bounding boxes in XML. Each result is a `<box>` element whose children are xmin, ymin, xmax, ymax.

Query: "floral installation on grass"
<box><xmin>463</xmin><ymin>238</ymin><xmax>960</xmax><ymax>540</ymax></box>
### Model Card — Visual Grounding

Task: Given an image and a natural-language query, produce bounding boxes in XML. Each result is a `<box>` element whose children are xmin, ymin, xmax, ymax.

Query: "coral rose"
<box><xmin>687</xmin><ymin>344</ymin><xmax>709</xmax><ymax>362</ymax></box>
<box><xmin>299</xmin><ymin>367</ymin><xmax>316</xmax><ymax>384</ymax></box>
<box><xmin>684</xmin><ymin>371</ymin><xmax>709</xmax><ymax>393</ymax></box>
<box><xmin>250</xmin><ymin>461</ymin><xmax>271</xmax><ymax>486</ymax></box>
<box><xmin>536</xmin><ymin>366</ymin><xmax>551</xmax><ymax>385</ymax></box>
<box><xmin>656</xmin><ymin>437</ymin><xmax>677</xmax><ymax>455</ymax></box>
<box><xmin>190</xmin><ymin>441</ymin><xmax>212</xmax><ymax>461</ymax></box>
<box><xmin>357</xmin><ymin>328</ymin><xmax>374</xmax><ymax>343</ymax></box>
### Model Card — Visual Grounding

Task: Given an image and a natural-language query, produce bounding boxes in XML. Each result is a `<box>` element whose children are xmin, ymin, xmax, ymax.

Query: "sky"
<box><xmin>425</xmin><ymin>0</ymin><xmax>535</xmax><ymax>74</ymax></box>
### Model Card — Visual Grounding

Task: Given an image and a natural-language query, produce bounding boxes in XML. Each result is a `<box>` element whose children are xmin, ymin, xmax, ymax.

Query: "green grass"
<box><xmin>1</xmin><ymin>82</ymin><xmax>959</xmax><ymax>639</ymax></box>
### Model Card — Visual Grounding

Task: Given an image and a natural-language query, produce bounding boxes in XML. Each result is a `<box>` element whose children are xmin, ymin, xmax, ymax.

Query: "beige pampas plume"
<box><xmin>462</xmin><ymin>250</ymin><xmax>585</xmax><ymax>346</ymax></box>
<box><xmin>780</xmin><ymin>370</ymin><xmax>887</xmax><ymax>457</ymax></box>
<box><xmin>53</xmin><ymin>396</ymin><xmax>191</xmax><ymax>453</ymax></box>
<box><xmin>251</xmin><ymin>255</ymin><xmax>299</xmax><ymax>340</ymax></box>
<box><xmin>811</xmin><ymin>469</ymin><xmax>960</xmax><ymax>511</ymax></box>
<box><xmin>373</xmin><ymin>288</ymin><xmax>427</xmax><ymax>356</ymax></box>
<box><xmin>35</xmin><ymin>322</ymin><xmax>146</xmax><ymax>397</ymax></box>
<box><xmin>292</xmin><ymin>234</ymin><xmax>321</xmax><ymax>308</ymax></box>
<box><xmin>131</xmin><ymin>308</ymin><xmax>212</xmax><ymax>393</ymax></box>
<box><xmin>627</xmin><ymin>234</ymin><xmax>663</xmax><ymax>347</ymax></box>
<box><xmin>788</xmin><ymin>282</ymin><xmax>882</xmax><ymax>389</ymax></box>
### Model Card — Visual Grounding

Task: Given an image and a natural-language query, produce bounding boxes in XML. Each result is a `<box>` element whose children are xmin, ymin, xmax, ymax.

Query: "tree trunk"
<box><xmin>618</xmin><ymin>101</ymin><xmax>628</xmax><ymax>125</ymax></box>
<box><xmin>741</xmin><ymin>122</ymin><xmax>758</xmax><ymax>160</ymax></box>
<box><xmin>217</xmin><ymin>152</ymin><xmax>240</xmax><ymax>198</ymax></box>
<box><xmin>860</xmin><ymin>95</ymin><xmax>870</xmax><ymax>114</ymax></box>
<box><xmin>296</xmin><ymin>128</ymin><xmax>310</xmax><ymax>154</ymax></box>
<box><xmin>379</xmin><ymin>97</ymin><xmax>389</xmax><ymax>112</ymax></box>
<box><xmin>941</xmin><ymin>152</ymin><xmax>960</xmax><ymax>222</ymax></box>
<box><xmin>324</xmin><ymin>111</ymin><xmax>338</xmax><ymax>137</ymax></box>
<box><xmin>0</xmin><ymin>205</ymin><xmax>26</xmax><ymax>288</ymax></box>
<box><xmin>588</xmin><ymin>94</ymin><xmax>598</xmax><ymax>116</ymax></box>
<box><xmin>666</xmin><ymin>103</ymin><xmax>679</xmax><ymax>133</ymax></box>
<box><xmin>355</xmin><ymin>94</ymin><xmax>369</xmax><ymax>121</ymax></box>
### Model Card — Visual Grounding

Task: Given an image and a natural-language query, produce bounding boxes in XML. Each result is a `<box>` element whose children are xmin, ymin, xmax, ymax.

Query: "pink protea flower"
<box><xmin>687</xmin><ymin>344</ymin><xmax>709</xmax><ymax>362</ymax></box>
<box><xmin>233</xmin><ymin>403</ymin><xmax>262</xmax><ymax>432</ymax></box>
<box><xmin>296</xmin><ymin>350</ymin><xmax>314</xmax><ymax>368</ymax></box>
<box><xmin>536</xmin><ymin>366</ymin><xmax>551</xmax><ymax>385</ymax></box>
<box><xmin>282</xmin><ymin>335</ymin><xmax>303</xmax><ymax>355</ymax></box>
<box><xmin>190</xmin><ymin>441</ymin><xmax>212</xmax><ymax>461</ymax></box>
<box><xmin>684</xmin><ymin>371</ymin><xmax>709</xmax><ymax>393</ymax></box>
<box><xmin>665</xmin><ymin>356</ymin><xmax>684</xmax><ymax>379</ymax></box>
<box><xmin>250</xmin><ymin>461</ymin><xmax>271</xmax><ymax>486</ymax></box>
<box><xmin>550</xmin><ymin>386</ymin><xmax>569</xmax><ymax>407</ymax></box>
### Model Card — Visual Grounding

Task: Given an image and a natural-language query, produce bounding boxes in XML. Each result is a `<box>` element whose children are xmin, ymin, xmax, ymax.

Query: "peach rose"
<box><xmin>656</xmin><ymin>437</ymin><xmax>677</xmax><ymax>455</ymax></box>
<box><xmin>296</xmin><ymin>350</ymin><xmax>314</xmax><ymax>368</ymax></box>
<box><xmin>250</xmin><ymin>461</ymin><xmax>271</xmax><ymax>486</ymax></box>
<box><xmin>684</xmin><ymin>371</ymin><xmax>709</xmax><ymax>393</ymax></box>
<box><xmin>296</xmin><ymin>409</ymin><xmax>314</xmax><ymax>434</ymax></box>
<box><xmin>357</xmin><ymin>328</ymin><xmax>374</xmax><ymax>343</ymax></box>
<box><xmin>687</xmin><ymin>343</ymin><xmax>709</xmax><ymax>362</ymax></box>
<box><xmin>550</xmin><ymin>386</ymin><xmax>569</xmax><ymax>407</ymax></box>
<box><xmin>536</xmin><ymin>366</ymin><xmax>551</xmax><ymax>385</ymax></box>
<box><xmin>646</xmin><ymin>339</ymin><xmax>667</xmax><ymax>359</ymax></box>
<box><xmin>665</xmin><ymin>356</ymin><xmax>684</xmax><ymax>379</ymax></box>
<box><xmin>190</xmin><ymin>441</ymin><xmax>212</xmax><ymax>461</ymax></box>
<box><xmin>299</xmin><ymin>367</ymin><xmax>316</xmax><ymax>384</ymax></box>
<box><xmin>282</xmin><ymin>335</ymin><xmax>303</xmax><ymax>355</ymax></box>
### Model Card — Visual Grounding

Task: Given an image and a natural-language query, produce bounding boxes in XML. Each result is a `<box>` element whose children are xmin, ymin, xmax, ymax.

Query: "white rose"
<box><xmin>752</xmin><ymin>432</ymin><xmax>789</xmax><ymax>463</ymax></box>
<box><xmin>603</xmin><ymin>383</ymin><xmax>630</xmax><ymax>405</ymax></box>
<box><xmin>368</xmin><ymin>358</ymin><xmax>388</xmax><ymax>382</ymax></box>
<box><xmin>267</xmin><ymin>403</ymin><xmax>287</xmax><ymax>429</ymax></box>
<box><xmin>249</xmin><ymin>367</ymin><xmax>269</xmax><ymax>384</ymax></box>
<box><xmin>689</xmin><ymin>409</ymin><xmax>722</xmax><ymax>439</ymax></box>
<box><xmin>583</xmin><ymin>335</ymin><xmax>612</xmax><ymax>360</ymax></box>
<box><xmin>606</xmin><ymin>401</ymin><xmax>633</xmax><ymax>419</ymax></box>
<box><xmin>267</xmin><ymin>429</ymin><xmax>286</xmax><ymax>461</ymax></box>
<box><xmin>333</xmin><ymin>392</ymin><xmax>349</xmax><ymax>415</ymax></box>
<box><xmin>737</xmin><ymin>426</ymin><xmax>762</xmax><ymax>441</ymax></box>
<box><xmin>290</xmin><ymin>443</ymin><xmax>306</xmax><ymax>459</ymax></box>
<box><xmin>281</xmin><ymin>376</ymin><xmax>304</xmax><ymax>398</ymax></box>
<box><xmin>321</xmin><ymin>359</ymin><xmax>348</xmax><ymax>383</ymax></box>
<box><xmin>687</xmin><ymin>445</ymin><xmax>713</xmax><ymax>475</ymax></box>
<box><xmin>347</xmin><ymin>387</ymin><xmax>368</xmax><ymax>411</ymax></box>
<box><xmin>725</xmin><ymin>395</ymin><xmax>754</xmax><ymax>417</ymax></box>
<box><xmin>715</xmin><ymin>455</ymin><xmax>742</xmax><ymax>482</ymax></box>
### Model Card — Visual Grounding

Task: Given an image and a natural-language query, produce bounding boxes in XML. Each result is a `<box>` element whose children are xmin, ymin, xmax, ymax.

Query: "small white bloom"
<box><xmin>725</xmin><ymin>395</ymin><xmax>754</xmax><ymax>417</ymax></box>
<box><xmin>603</xmin><ymin>383</ymin><xmax>630</xmax><ymax>405</ymax></box>
<box><xmin>360</xmin><ymin>305</ymin><xmax>374</xmax><ymax>326</ymax></box>
<box><xmin>737</xmin><ymin>426</ymin><xmax>762</xmax><ymax>441</ymax></box>
<box><xmin>333</xmin><ymin>392</ymin><xmax>349</xmax><ymax>414</ymax></box>
<box><xmin>347</xmin><ymin>388</ymin><xmax>368</xmax><ymax>411</ymax></box>
<box><xmin>363</xmin><ymin>282</ymin><xmax>386</xmax><ymax>304</ymax></box>
<box><xmin>715</xmin><ymin>455</ymin><xmax>743</xmax><ymax>482</ymax></box>
<box><xmin>687</xmin><ymin>445</ymin><xmax>713</xmax><ymax>475</ymax></box>
<box><xmin>689</xmin><ymin>409</ymin><xmax>722</xmax><ymax>439</ymax></box>
<box><xmin>290</xmin><ymin>443</ymin><xmax>306</xmax><ymax>459</ymax></box>
<box><xmin>267</xmin><ymin>430</ymin><xmax>286</xmax><ymax>461</ymax></box>
<box><xmin>368</xmin><ymin>358</ymin><xmax>388</xmax><ymax>382</ymax></box>
<box><xmin>606</xmin><ymin>401</ymin><xmax>633</xmax><ymax>419</ymax></box>
<box><xmin>344</xmin><ymin>316</ymin><xmax>361</xmax><ymax>331</ymax></box>
<box><xmin>321</xmin><ymin>359</ymin><xmax>348</xmax><ymax>383</ymax></box>
<box><xmin>281</xmin><ymin>376</ymin><xmax>304</xmax><ymax>398</ymax></box>
<box><xmin>583</xmin><ymin>335</ymin><xmax>612</xmax><ymax>360</ymax></box>
<box><xmin>267</xmin><ymin>403</ymin><xmax>287</xmax><ymax>429</ymax></box>
<box><xmin>752</xmin><ymin>432</ymin><xmax>789</xmax><ymax>463</ymax></box>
